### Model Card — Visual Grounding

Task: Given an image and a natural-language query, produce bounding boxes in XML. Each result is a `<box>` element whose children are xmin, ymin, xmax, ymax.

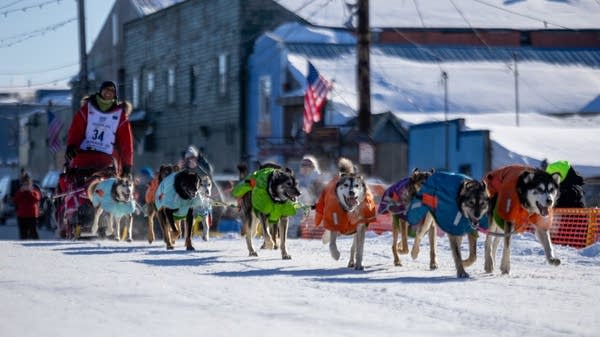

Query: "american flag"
<box><xmin>47</xmin><ymin>110</ymin><xmax>64</xmax><ymax>153</ymax></box>
<box><xmin>303</xmin><ymin>62</ymin><xmax>332</xmax><ymax>134</ymax></box>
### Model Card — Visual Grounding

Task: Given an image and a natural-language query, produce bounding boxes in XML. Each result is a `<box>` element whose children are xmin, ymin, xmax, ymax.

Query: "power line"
<box><xmin>412</xmin><ymin>0</ymin><xmax>426</xmax><ymax>28</ymax></box>
<box><xmin>0</xmin><ymin>62</ymin><xmax>78</xmax><ymax>76</ymax></box>
<box><xmin>1</xmin><ymin>0</ymin><xmax>64</xmax><ymax>18</ymax></box>
<box><xmin>470</xmin><ymin>0</ymin><xmax>574</xmax><ymax>30</ymax></box>
<box><xmin>0</xmin><ymin>0</ymin><xmax>26</xmax><ymax>11</ymax></box>
<box><xmin>0</xmin><ymin>17</ymin><xmax>77</xmax><ymax>48</ymax></box>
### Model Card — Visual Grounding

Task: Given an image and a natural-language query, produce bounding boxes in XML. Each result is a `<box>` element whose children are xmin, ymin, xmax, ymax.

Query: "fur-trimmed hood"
<box><xmin>80</xmin><ymin>94</ymin><xmax>132</xmax><ymax>116</ymax></box>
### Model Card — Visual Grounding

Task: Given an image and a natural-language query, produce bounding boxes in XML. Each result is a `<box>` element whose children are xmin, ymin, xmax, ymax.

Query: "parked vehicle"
<box><xmin>0</xmin><ymin>175</ymin><xmax>11</xmax><ymax>224</ymax></box>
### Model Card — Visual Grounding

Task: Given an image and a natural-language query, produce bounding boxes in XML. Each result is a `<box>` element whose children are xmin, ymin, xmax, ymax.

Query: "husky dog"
<box><xmin>192</xmin><ymin>174</ymin><xmax>213</xmax><ymax>241</ymax></box>
<box><xmin>484</xmin><ymin>165</ymin><xmax>560</xmax><ymax>275</ymax></box>
<box><xmin>315</xmin><ymin>158</ymin><xmax>376</xmax><ymax>270</ymax></box>
<box><xmin>378</xmin><ymin>169</ymin><xmax>433</xmax><ymax>266</ymax></box>
<box><xmin>232</xmin><ymin>163</ymin><xmax>301</xmax><ymax>259</ymax></box>
<box><xmin>154</xmin><ymin>169</ymin><xmax>204</xmax><ymax>250</ymax></box>
<box><xmin>87</xmin><ymin>177</ymin><xmax>136</xmax><ymax>241</ymax></box>
<box><xmin>145</xmin><ymin>164</ymin><xmax>179</xmax><ymax>244</ymax></box>
<box><xmin>407</xmin><ymin>172</ymin><xmax>489</xmax><ymax>278</ymax></box>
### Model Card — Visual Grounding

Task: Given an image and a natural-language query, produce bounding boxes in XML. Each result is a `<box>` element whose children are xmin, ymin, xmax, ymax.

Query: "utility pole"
<box><xmin>514</xmin><ymin>52</ymin><xmax>520</xmax><ymax>127</ymax></box>
<box><xmin>356</xmin><ymin>0</ymin><xmax>373</xmax><ymax>175</ymax></box>
<box><xmin>357</xmin><ymin>0</ymin><xmax>371</xmax><ymax>134</ymax></box>
<box><xmin>77</xmin><ymin>0</ymin><xmax>89</xmax><ymax>98</ymax></box>
<box><xmin>442</xmin><ymin>71</ymin><xmax>449</xmax><ymax>170</ymax></box>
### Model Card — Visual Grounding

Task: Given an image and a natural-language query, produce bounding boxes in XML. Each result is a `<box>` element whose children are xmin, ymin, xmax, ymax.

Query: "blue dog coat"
<box><xmin>89</xmin><ymin>178</ymin><xmax>135</xmax><ymax>219</ymax></box>
<box><xmin>407</xmin><ymin>172</ymin><xmax>488</xmax><ymax>236</ymax></box>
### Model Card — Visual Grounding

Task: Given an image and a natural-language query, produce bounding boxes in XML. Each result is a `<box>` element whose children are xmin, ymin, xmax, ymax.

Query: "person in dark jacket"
<box><xmin>13</xmin><ymin>174</ymin><xmax>41</xmax><ymax>239</ymax></box>
<box><xmin>546</xmin><ymin>160</ymin><xmax>586</xmax><ymax>208</ymax></box>
<box><xmin>65</xmin><ymin>81</ymin><xmax>133</xmax><ymax>178</ymax></box>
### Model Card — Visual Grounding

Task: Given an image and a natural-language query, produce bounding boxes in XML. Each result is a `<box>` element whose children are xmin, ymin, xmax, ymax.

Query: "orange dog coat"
<box><xmin>314</xmin><ymin>178</ymin><xmax>376</xmax><ymax>235</ymax></box>
<box><xmin>484</xmin><ymin>165</ymin><xmax>552</xmax><ymax>233</ymax></box>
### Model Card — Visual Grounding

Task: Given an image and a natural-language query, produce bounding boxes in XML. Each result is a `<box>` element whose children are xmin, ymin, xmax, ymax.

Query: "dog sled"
<box><xmin>54</xmin><ymin>166</ymin><xmax>116</xmax><ymax>239</ymax></box>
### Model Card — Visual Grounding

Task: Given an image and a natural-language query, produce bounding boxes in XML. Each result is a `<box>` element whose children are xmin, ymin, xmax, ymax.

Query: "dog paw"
<box><xmin>127</xmin><ymin>238</ymin><xmax>132</xmax><ymax>243</ymax></box>
<box><xmin>393</xmin><ymin>259</ymin><xmax>402</xmax><ymax>267</ymax></box>
<box><xmin>354</xmin><ymin>265</ymin><xmax>364</xmax><ymax>271</ymax></box>
<box><xmin>501</xmin><ymin>268</ymin><xmax>510</xmax><ymax>275</ymax></box>
<box><xmin>282</xmin><ymin>254</ymin><xmax>292</xmax><ymax>260</ymax></box>
<box><xmin>457</xmin><ymin>270</ymin><xmax>470</xmax><ymax>278</ymax></box>
<box><xmin>249</xmin><ymin>251</ymin><xmax>258</xmax><ymax>257</ymax></box>
<box><xmin>329</xmin><ymin>247</ymin><xmax>340</xmax><ymax>261</ymax></box>
<box><xmin>548</xmin><ymin>258</ymin><xmax>561</xmax><ymax>266</ymax></box>
<box><xmin>166</xmin><ymin>246</ymin><xmax>174</xmax><ymax>250</ymax></box>
<box><xmin>430</xmin><ymin>262</ymin><xmax>438</xmax><ymax>270</ymax></box>
<box><xmin>411</xmin><ymin>246</ymin><xmax>420</xmax><ymax>260</ymax></box>
<box><xmin>202</xmin><ymin>235</ymin><xmax>209</xmax><ymax>242</ymax></box>
<box><xmin>186</xmin><ymin>246</ymin><xmax>195</xmax><ymax>251</ymax></box>
<box><xmin>347</xmin><ymin>261</ymin><xmax>355</xmax><ymax>268</ymax></box>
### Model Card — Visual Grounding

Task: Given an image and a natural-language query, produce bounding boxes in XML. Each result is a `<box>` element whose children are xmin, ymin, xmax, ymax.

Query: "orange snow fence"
<box><xmin>547</xmin><ymin>208</ymin><xmax>599</xmax><ymax>249</ymax></box>
<box><xmin>300</xmin><ymin>208</ymin><xmax>600</xmax><ymax>249</ymax></box>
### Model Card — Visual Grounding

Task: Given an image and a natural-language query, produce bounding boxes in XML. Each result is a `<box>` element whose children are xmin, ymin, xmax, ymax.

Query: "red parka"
<box><xmin>66</xmin><ymin>95</ymin><xmax>133</xmax><ymax>172</ymax></box>
<box><xmin>13</xmin><ymin>189</ymin><xmax>41</xmax><ymax>218</ymax></box>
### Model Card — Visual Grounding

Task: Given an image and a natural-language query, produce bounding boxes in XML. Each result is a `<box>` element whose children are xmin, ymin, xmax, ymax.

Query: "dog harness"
<box><xmin>314</xmin><ymin>177</ymin><xmax>376</xmax><ymax>235</ymax></box>
<box><xmin>377</xmin><ymin>177</ymin><xmax>410</xmax><ymax>220</ymax></box>
<box><xmin>155</xmin><ymin>172</ymin><xmax>204</xmax><ymax>218</ymax></box>
<box><xmin>89</xmin><ymin>178</ymin><xmax>135</xmax><ymax>219</ymax></box>
<box><xmin>407</xmin><ymin>172</ymin><xmax>489</xmax><ymax>236</ymax></box>
<box><xmin>484</xmin><ymin>165</ymin><xmax>552</xmax><ymax>233</ymax></box>
<box><xmin>231</xmin><ymin>167</ymin><xmax>298</xmax><ymax>223</ymax></box>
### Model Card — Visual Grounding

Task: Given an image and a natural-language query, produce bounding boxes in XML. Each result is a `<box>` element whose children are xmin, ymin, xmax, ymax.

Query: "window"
<box><xmin>147</xmin><ymin>71</ymin><xmax>154</xmax><ymax>93</ymax></box>
<box><xmin>167</xmin><ymin>67</ymin><xmax>175</xmax><ymax>104</ymax></box>
<box><xmin>190</xmin><ymin>65</ymin><xmax>198</xmax><ymax>105</ymax></box>
<box><xmin>258</xmin><ymin>76</ymin><xmax>271</xmax><ymax>136</ymax></box>
<box><xmin>111</xmin><ymin>13</ymin><xmax>119</xmax><ymax>46</ymax></box>
<box><xmin>132</xmin><ymin>76</ymin><xmax>139</xmax><ymax>108</ymax></box>
<box><xmin>218</xmin><ymin>53</ymin><xmax>227</xmax><ymax>96</ymax></box>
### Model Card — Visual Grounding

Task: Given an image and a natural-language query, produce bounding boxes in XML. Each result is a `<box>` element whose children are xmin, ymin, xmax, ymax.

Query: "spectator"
<box><xmin>290</xmin><ymin>155</ymin><xmax>325</xmax><ymax>238</ymax></box>
<box><xmin>546</xmin><ymin>160</ymin><xmax>586</xmax><ymax>208</ymax></box>
<box><xmin>13</xmin><ymin>173</ymin><xmax>41</xmax><ymax>240</ymax></box>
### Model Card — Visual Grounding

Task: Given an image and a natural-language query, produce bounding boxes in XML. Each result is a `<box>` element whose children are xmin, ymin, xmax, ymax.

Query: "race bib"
<box><xmin>80</xmin><ymin>103</ymin><xmax>122</xmax><ymax>155</ymax></box>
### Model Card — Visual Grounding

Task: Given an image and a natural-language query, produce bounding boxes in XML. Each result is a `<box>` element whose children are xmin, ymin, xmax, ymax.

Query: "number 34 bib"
<box><xmin>80</xmin><ymin>103</ymin><xmax>122</xmax><ymax>155</ymax></box>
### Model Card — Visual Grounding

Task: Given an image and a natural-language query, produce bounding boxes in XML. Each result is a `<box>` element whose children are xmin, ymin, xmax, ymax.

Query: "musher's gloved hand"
<box><xmin>65</xmin><ymin>145</ymin><xmax>78</xmax><ymax>161</ymax></box>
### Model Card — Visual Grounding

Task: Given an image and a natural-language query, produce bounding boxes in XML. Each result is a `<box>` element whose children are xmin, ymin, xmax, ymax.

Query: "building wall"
<box><xmin>408</xmin><ymin>119</ymin><xmax>490</xmax><ymax>180</ymax></box>
<box><xmin>123</xmin><ymin>0</ymin><xmax>299</xmax><ymax>173</ymax></box>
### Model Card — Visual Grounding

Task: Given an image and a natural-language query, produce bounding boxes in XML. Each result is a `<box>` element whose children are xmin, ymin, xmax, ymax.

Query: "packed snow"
<box><xmin>1</xmin><ymin>220</ymin><xmax>599</xmax><ymax>337</ymax></box>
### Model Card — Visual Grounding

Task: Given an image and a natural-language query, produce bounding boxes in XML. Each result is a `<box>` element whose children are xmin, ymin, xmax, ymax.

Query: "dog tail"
<box><xmin>337</xmin><ymin>157</ymin><xmax>355</xmax><ymax>175</ymax></box>
<box><xmin>86</xmin><ymin>178</ymin><xmax>101</xmax><ymax>200</ymax></box>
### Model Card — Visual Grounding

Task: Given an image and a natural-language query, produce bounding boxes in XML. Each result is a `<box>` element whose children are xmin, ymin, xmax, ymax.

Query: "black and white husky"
<box><xmin>87</xmin><ymin>177</ymin><xmax>136</xmax><ymax>241</ymax></box>
<box><xmin>484</xmin><ymin>165</ymin><xmax>560</xmax><ymax>275</ymax></box>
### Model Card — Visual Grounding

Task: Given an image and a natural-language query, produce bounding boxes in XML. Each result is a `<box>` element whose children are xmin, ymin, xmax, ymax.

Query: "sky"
<box><xmin>0</xmin><ymin>219</ymin><xmax>599</xmax><ymax>337</ymax></box>
<box><xmin>0</xmin><ymin>0</ymin><xmax>115</xmax><ymax>91</ymax></box>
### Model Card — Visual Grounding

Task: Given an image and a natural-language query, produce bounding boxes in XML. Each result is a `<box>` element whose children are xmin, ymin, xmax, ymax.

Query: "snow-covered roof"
<box><xmin>129</xmin><ymin>0</ymin><xmax>184</xmax><ymax>16</ymax></box>
<box><xmin>275</xmin><ymin>0</ymin><xmax>600</xmax><ymax>29</ymax></box>
<box><xmin>267</xmin><ymin>23</ymin><xmax>600</xmax><ymax>176</ymax></box>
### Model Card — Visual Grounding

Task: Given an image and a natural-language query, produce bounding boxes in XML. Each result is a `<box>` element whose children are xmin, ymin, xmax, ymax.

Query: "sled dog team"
<box><xmin>86</xmin><ymin>157</ymin><xmax>561</xmax><ymax>278</ymax></box>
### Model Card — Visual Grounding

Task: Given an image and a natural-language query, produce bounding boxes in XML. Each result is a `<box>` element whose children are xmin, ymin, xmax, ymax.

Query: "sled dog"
<box><xmin>407</xmin><ymin>171</ymin><xmax>489</xmax><ymax>278</ymax></box>
<box><xmin>315</xmin><ymin>158</ymin><xmax>376</xmax><ymax>270</ymax></box>
<box><xmin>88</xmin><ymin>177</ymin><xmax>136</xmax><ymax>241</ymax></box>
<box><xmin>484</xmin><ymin>165</ymin><xmax>560</xmax><ymax>274</ymax></box>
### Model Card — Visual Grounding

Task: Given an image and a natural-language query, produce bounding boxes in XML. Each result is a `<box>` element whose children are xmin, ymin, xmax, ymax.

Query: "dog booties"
<box><xmin>377</xmin><ymin>177</ymin><xmax>410</xmax><ymax>219</ymax></box>
<box><xmin>232</xmin><ymin>167</ymin><xmax>298</xmax><ymax>223</ymax></box>
<box><xmin>407</xmin><ymin>172</ymin><xmax>488</xmax><ymax>236</ymax></box>
<box><xmin>89</xmin><ymin>178</ymin><xmax>135</xmax><ymax>219</ymax></box>
<box><xmin>484</xmin><ymin>165</ymin><xmax>552</xmax><ymax>233</ymax></box>
<box><xmin>155</xmin><ymin>172</ymin><xmax>205</xmax><ymax>218</ymax></box>
<box><xmin>314</xmin><ymin>177</ymin><xmax>376</xmax><ymax>235</ymax></box>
